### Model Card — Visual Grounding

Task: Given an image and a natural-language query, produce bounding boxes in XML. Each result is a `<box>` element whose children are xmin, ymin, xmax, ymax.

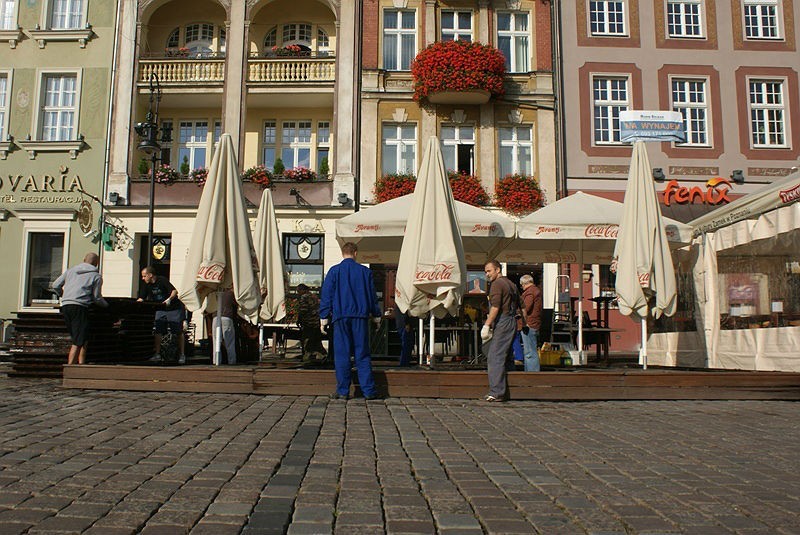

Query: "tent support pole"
<box><xmin>419</xmin><ymin>317</ymin><xmax>424</xmax><ymax>366</ymax></box>
<box><xmin>641</xmin><ymin>314</ymin><xmax>648</xmax><ymax>370</ymax></box>
<box><xmin>429</xmin><ymin>315</ymin><xmax>435</xmax><ymax>367</ymax></box>
<box><xmin>214</xmin><ymin>288</ymin><xmax>223</xmax><ymax>366</ymax></box>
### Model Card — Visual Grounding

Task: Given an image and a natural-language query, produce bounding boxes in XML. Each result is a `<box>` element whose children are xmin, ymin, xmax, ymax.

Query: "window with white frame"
<box><xmin>283</xmin><ymin>23</ymin><xmax>312</xmax><ymax>45</ymax></box>
<box><xmin>1</xmin><ymin>0</ymin><xmax>16</xmax><ymax>30</ymax></box>
<box><xmin>743</xmin><ymin>0</ymin><xmax>781</xmax><ymax>39</ymax></box>
<box><xmin>281</xmin><ymin>121</ymin><xmax>312</xmax><ymax>169</ymax></box>
<box><xmin>441</xmin><ymin>10</ymin><xmax>473</xmax><ymax>41</ymax></box>
<box><xmin>49</xmin><ymin>0</ymin><xmax>84</xmax><ymax>30</ymax></box>
<box><xmin>589</xmin><ymin>0</ymin><xmax>627</xmax><ymax>36</ymax></box>
<box><xmin>213</xmin><ymin>120</ymin><xmax>222</xmax><ymax>147</ymax></box>
<box><xmin>40</xmin><ymin>73</ymin><xmax>78</xmax><ymax>141</ymax></box>
<box><xmin>317</xmin><ymin>28</ymin><xmax>330</xmax><ymax>51</ymax></box>
<box><xmin>0</xmin><ymin>73</ymin><xmax>8</xmax><ymax>141</ymax></box>
<box><xmin>667</xmin><ymin>0</ymin><xmax>704</xmax><ymax>37</ymax></box>
<box><xmin>317</xmin><ymin>121</ymin><xmax>330</xmax><ymax>175</ymax></box>
<box><xmin>264</xmin><ymin>28</ymin><xmax>277</xmax><ymax>49</ymax></box>
<box><xmin>25</xmin><ymin>232</ymin><xmax>65</xmax><ymax>306</ymax></box>
<box><xmin>498</xmin><ymin>125</ymin><xmax>533</xmax><ymax>177</ymax></box>
<box><xmin>381</xmin><ymin>123</ymin><xmax>417</xmax><ymax>174</ymax></box>
<box><xmin>383</xmin><ymin>9</ymin><xmax>416</xmax><ymax>71</ymax></box>
<box><xmin>497</xmin><ymin>12</ymin><xmax>530</xmax><ymax>72</ymax></box>
<box><xmin>592</xmin><ymin>76</ymin><xmax>629</xmax><ymax>144</ymax></box>
<box><xmin>672</xmin><ymin>79</ymin><xmax>709</xmax><ymax>146</ymax></box>
<box><xmin>262</xmin><ymin>120</ymin><xmax>276</xmax><ymax>169</ymax></box>
<box><xmin>440</xmin><ymin>124</ymin><xmax>475</xmax><ymax>174</ymax></box>
<box><xmin>749</xmin><ymin>79</ymin><xmax>786</xmax><ymax>147</ymax></box>
<box><xmin>178</xmin><ymin>120</ymin><xmax>209</xmax><ymax>169</ymax></box>
<box><xmin>160</xmin><ymin>119</ymin><xmax>173</xmax><ymax>165</ymax></box>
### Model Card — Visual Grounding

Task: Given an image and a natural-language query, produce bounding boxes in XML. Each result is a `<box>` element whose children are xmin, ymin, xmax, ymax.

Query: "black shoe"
<box><xmin>364</xmin><ymin>394</ymin><xmax>384</xmax><ymax>400</ymax></box>
<box><xmin>330</xmin><ymin>392</ymin><xmax>349</xmax><ymax>400</ymax></box>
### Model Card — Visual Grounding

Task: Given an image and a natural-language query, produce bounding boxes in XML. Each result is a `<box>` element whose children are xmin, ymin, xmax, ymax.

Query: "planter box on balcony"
<box><xmin>129</xmin><ymin>178</ymin><xmax>334</xmax><ymax>207</ymax></box>
<box><xmin>426</xmin><ymin>89</ymin><xmax>491</xmax><ymax>105</ymax></box>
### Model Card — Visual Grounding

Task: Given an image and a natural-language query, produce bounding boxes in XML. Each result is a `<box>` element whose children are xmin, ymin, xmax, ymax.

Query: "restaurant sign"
<box><xmin>0</xmin><ymin>167</ymin><xmax>85</xmax><ymax>204</ymax></box>
<box><xmin>662</xmin><ymin>178</ymin><xmax>732</xmax><ymax>206</ymax></box>
<box><xmin>620</xmin><ymin>111</ymin><xmax>686</xmax><ymax>143</ymax></box>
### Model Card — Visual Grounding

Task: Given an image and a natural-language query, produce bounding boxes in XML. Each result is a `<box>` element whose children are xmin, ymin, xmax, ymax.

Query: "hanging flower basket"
<box><xmin>411</xmin><ymin>40</ymin><xmax>506</xmax><ymax>105</ymax></box>
<box><xmin>374</xmin><ymin>173</ymin><xmax>417</xmax><ymax>203</ymax></box>
<box><xmin>494</xmin><ymin>173</ymin><xmax>545</xmax><ymax>216</ymax></box>
<box><xmin>243</xmin><ymin>165</ymin><xmax>273</xmax><ymax>189</ymax></box>
<box><xmin>448</xmin><ymin>171</ymin><xmax>489</xmax><ymax>206</ymax></box>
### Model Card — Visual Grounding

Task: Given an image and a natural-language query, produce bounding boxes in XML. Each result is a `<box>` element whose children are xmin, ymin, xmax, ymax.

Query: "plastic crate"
<box><xmin>539</xmin><ymin>349</ymin><xmax>567</xmax><ymax>366</ymax></box>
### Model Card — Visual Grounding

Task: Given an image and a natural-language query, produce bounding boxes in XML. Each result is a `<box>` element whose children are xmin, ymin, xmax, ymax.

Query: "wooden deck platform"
<box><xmin>62</xmin><ymin>365</ymin><xmax>800</xmax><ymax>400</ymax></box>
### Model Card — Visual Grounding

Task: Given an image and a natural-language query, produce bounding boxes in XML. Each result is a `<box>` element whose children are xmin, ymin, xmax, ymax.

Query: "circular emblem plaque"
<box><xmin>77</xmin><ymin>200</ymin><xmax>93</xmax><ymax>233</ymax></box>
<box><xmin>297</xmin><ymin>239</ymin><xmax>312</xmax><ymax>259</ymax></box>
<box><xmin>152</xmin><ymin>243</ymin><xmax>166</xmax><ymax>260</ymax></box>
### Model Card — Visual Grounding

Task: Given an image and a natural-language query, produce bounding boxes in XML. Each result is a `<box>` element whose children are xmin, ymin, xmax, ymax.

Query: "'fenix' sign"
<box><xmin>662</xmin><ymin>178</ymin><xmax>732</xmax><ymax>206</ymax></box>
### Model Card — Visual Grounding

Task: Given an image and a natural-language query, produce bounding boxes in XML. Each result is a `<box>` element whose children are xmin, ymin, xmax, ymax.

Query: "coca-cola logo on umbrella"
<box><xmin>197</xmin><ymin>262</ymin><xmax>225</xmax><ymax>283</ymax></box>
<box><xmin>414</xmin><ymin>263</ymin><xmax>455</xmax><ymax>283</ymax></box>
<box><xmin>584</xmin><ymin>224</ymin><xmax>619</xmax><ymax>238</ymax></box>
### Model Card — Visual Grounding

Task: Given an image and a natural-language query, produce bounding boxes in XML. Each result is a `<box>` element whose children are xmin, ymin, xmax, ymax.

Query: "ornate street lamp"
<box><xmin>134</xmin><ymin>72</ymin><xmax>172</xmax><ymax>267</ymax></box>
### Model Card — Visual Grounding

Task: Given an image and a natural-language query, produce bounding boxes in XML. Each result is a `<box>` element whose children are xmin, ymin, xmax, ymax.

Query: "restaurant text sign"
<box><xmin>662</xmin><ymin>178</ymin><xmax>732</xmax><ymax>206</ymax></box>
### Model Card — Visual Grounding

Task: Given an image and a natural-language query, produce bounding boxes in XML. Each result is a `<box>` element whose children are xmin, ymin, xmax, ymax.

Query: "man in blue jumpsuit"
<box><xmin>319</xmin><ymin>242</ymin><xmax>382</xmax><ymax>400</ymax></box>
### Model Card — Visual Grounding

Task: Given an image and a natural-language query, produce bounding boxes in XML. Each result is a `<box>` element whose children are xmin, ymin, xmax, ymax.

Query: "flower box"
<box><xmin>427</xmin><ymin>89</ymin><xmax>491</xmax><ymax>105</ymax></box>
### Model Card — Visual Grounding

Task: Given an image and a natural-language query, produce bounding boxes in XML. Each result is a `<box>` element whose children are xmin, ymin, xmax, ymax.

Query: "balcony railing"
<box><xmin>138</xmin><ymin>58</ymin><xmax>225</xmax><ymax>85</ymax></box>
<box><xmin>248</xmin><ymin>54</ymin><xmax>335</xmax><ymax>84</ymax></box>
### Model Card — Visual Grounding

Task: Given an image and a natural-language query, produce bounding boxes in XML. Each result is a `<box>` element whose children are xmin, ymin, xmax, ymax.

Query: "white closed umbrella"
<box><xmin>395</xmin><ymin>137</ymin><xmax>467</xmax><ymax>364</ymax></box>
<box><xmin>254</xmin><ymin>188</ymin><xmax>286</xmax><ymax>322</ymax></box>
<box><xmin>613</xmin><ymin>141</ymin><xmax>678</xmax><ymax>368</ymax></box>
<box><xmin>179</xmin><ymin>134</ymin><xmax>261</xmax><ymax>365</ymax></box>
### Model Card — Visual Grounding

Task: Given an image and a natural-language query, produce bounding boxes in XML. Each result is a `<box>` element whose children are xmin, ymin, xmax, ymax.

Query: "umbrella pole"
<box><xmin>214</xmin><ymin>288</ymin><xmax>223</xmax><ymax>366</ymax></box>
<box><xmin>641</xmin><ymin>313</ymin><xmax>648</xmax><ymax>370</ymax></box>
<box><xmin>577</xmin><ymin>243</ymin><xmax>584</xmax><ymax>366</ymax></box>
<box><xmin>419</xmin><ymin>317</ymin><xmax>424</xmax><ymax>366</ymax></box>
<box><xmin>429</xmin><ymin>315</ymin><xmax>435</xmax><ymax>368</ymax></box>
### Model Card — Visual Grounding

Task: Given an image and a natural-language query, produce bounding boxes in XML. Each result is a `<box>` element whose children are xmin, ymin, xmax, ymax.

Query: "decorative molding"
<box><xmin>392</xmin><ymin>0</ymin><xmax>409</xmax><ymax>7</ymax></box>
<box><xmin>25</xmin><ymin>28</ymin><xmax>94</xmax><ymax>48</ymax></box>
<box><xmin>12</xmin><ymin>208</ymin><xmax>77</xmax><ymax>221</ymax></box>
<box><xmin>16</xmin><ymin>139</ymin><xmax>85</xmax><ymax>160</ymax></box>
<box><xmin>505</xmin><ymin>0</ymin><xmax>522</xmax><ymax>9</ymax></box>
<box><xmin>748</xmin><ymin>167</ymin><xmax>799</xmax><ymax>177</ymax></box>
<box><xmin>0</xmin><ymin>140</ymin><xmax>13</xmax><ymax>159</ymax></box>
<box><xmin>450</xmin><ymin>109</ymin><xmax>466</xmax><ymax>124</ymax></box>
<box><xmin>391</xmin><ymin>108</ymin><xmax>408</xmax><ymax>122</ymax></box>
<box><xmin>507</xmin><ymin>109</ymin><xmax>523</xmax><ymax>124</ymax></box>
<box><xmin>0</xmin><ymin>29</ymin><xmax>22</xmax><ymax>48</ymax></box>
<box><xmin>668</xmin><ymin>166</ymin><xmax>719</xmax><ymax>176</ymax></box>
<box><xmin>588</xmin><ymin>165</ymin><xmax>629</xmax><ymax>174</ymax></box>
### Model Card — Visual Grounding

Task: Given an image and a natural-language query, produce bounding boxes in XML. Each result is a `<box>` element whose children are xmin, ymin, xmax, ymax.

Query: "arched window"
<box><xmin>283</xmin><ymin>23</ymin><xmax>311</xmax><ymax>46</ymax></box>
<box><xmin>264</xmin><ymin>27</ymin><xmax>277</xmax><ymax>49</ymax></box>
<box><xmin>185</xmin><ymin>22</ymin><xmax>214</xmax><ymax>55</ymax></box>
<box><xmin>166</xmin><ymin>27</ymin><xmax>179</xmax><ymax>48</ymax></box>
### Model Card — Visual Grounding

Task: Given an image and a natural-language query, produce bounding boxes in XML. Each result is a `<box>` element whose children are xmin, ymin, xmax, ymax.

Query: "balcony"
<box><xmin>247</xmin><ymin>53</ymin><xmax>335</xmax><ymax>85</ymax></box>
<box><xmin>138</xmin><ymin>55</ymin><xmax>226</xmax><ymax>87</ymax></box>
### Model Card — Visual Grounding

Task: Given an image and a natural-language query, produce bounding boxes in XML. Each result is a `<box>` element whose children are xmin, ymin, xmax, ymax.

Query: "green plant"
<box><xmin>374</xmin><ymin>173</ymin><xmax>417</xmax><ymax>203</ymax></box>
<box><xmin>494</xmin><ymin>173</ymin><xmax>545</xmax><ymax>216</ymax></box>
<box><xmin>180</xmin><ymin>155</ymin><xmax>190</xmax><ymax>175</ymax></box>
<box><xmin>137</xmin><ymin>158</ymin><xmax>149</xmax><ymax>176</ymax></box>
<box><xmin>319</xmin><ymin>157</ymin><xmax>329</xmax><ymax>177</ymax></box>
<box><xmin>272</xmin><ymin>158</ymin><xmax>285</xmax><ymax>176</ymax></box>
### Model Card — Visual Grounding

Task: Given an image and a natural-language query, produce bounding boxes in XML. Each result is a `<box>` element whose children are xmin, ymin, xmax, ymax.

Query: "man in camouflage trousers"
<box><xmin>297</xmin><ymin>284</ymin><xmax>327</xmax><ymax>362</ymax></box>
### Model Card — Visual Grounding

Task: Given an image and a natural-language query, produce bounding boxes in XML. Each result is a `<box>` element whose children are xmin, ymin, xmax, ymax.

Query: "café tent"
<box><xmin>179</xmin><ymin>134</ymin><xmax>261</xmax><ymax>365</ymax></box>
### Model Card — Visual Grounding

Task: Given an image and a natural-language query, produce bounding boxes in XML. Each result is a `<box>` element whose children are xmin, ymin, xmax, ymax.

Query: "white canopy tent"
<box><xmin>648</xmin><ymin>173</ymin><xmax>800</xmax><ymax>371</ymax></box>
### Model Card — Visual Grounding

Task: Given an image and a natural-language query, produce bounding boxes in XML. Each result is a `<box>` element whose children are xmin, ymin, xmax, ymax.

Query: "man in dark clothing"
<box><xmin>519</xmin><ymin>273</ymin><xmax>543</xmax><ymax>371</ymax></box>
<box><xmin>319</xmin><ymin>242</ymin><xmax>382</xmax><ymax>400</ymax></box>
<box><xmin>214</xmin><ymin>288</ymin><xmax>238</xmax><ymax>365</ymax></box>
<box><xmin>395</xmin><ymin>309</ymin><xmax>414</xmax><ymax>367</ymax></box>
<box><xmin>138</xmin><ymin>266</ymin><xmax>186</xmax><ymax>363</ymax></box>
<box><xmin>53</xmin><ymin>252</ymin><xmax>109</xmax><ymax>365</ymax></box>
<box><xmin>297</xmin><ymin>284</ymin><xmax>326</xmax><ymax>362</ymax></box>
<box><xmin>481</xmin><ymin>260</ymin><xmax>519</xmax><ymax>402</ymax></box>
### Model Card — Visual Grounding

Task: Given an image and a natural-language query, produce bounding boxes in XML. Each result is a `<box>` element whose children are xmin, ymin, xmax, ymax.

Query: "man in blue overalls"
<box><xmin>319</xmin><ymin>242</ymin><xmax>382</xmax><ymax>400</ymax></box>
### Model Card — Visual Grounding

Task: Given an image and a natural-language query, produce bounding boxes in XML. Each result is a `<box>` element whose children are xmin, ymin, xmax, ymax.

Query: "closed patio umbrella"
<box><xmin>179</xmin><ymin>134</ymin><xmax>261</xmax><ymax>365</ymax></box>
<box><xmin>613</xmin><ymin>141</ymin><xmax>678</xmax><ymax>368</ymax></box>
<box><xmin>253</xmin><ymin>188</ymin><xmax>286</xmax><ymax>323</ymax></box>
<box><xmin>395</xmin><ymin>137</ymin><xmax>467</xmax><ymax>363</ymax></box>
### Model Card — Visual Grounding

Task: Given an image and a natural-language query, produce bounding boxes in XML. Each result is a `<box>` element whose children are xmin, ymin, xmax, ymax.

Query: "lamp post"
<box><xmin>134</xmin><ymin>73</ymin><xmax>172</xmax><ymax>267</ymax></box>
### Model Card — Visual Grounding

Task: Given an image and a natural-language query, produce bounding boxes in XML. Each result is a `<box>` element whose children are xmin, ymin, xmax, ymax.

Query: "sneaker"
<box><xmin>329</xmin><ymin>392</ymin><xmax>349</xmax><ymax>400</ymax></box>
<box><xmin>483</xmin><ymin>394</ymin><xmax>505</xmax><ymax>402</ymax></box>
<box><xmin>364</xmin><ymin>394</ymin><xmax>384</xmax><ymax>401</ymax></box>
<box><xmin>148</xmin><ymin>354</ymin><xmax>162</xmax><ymax>362</ymax></box>
<box><xmin>178</xmin><ymin>355</ymin><xmax>186</xmax><ymax>365</ymax></box>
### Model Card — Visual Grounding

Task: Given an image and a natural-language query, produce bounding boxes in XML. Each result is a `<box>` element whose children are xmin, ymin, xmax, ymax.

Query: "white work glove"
<box><xmin>372</xmin><ymin>316</ymin><xmax>381</xmax><ymax>327</ymax></box>
<box><xmin>480</xmin><ymin>324</ymin><xmax>493</xmax><ymax>342</ymax></box>
<box><xmin>320</xmin><ymin>318</ymin><xmax>329</xmax><ymax>334</ymax></box>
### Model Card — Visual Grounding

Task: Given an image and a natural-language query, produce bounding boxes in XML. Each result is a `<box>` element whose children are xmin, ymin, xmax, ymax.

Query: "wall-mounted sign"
<box><xmin>662</xmin><ymin>178</ymin><xmax>732</xmax><ymax>206</ymax></box>
<box><xmin>620</xmin><ymin>110</ymin><xmax>686</xmax><ymax>143</ymax></box>
<box><xmin>0</xmin><ymin>167</ymin><xmax>87</xmax><ymax>205</ymax></box>
<box><xmin>77</xmin><ymin>200</ymin><xmax>93</xmax><ymax>233</ymax></box>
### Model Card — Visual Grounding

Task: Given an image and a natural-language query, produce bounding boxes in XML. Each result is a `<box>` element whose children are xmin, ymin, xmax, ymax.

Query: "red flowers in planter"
<box><xmin>242</xmin><ymin>165</ymin><xmax>273</xmax><ymax>189</ymax></box>
<box><xmin>448</xmin><ymin>171</ymin><xmax>489</xmax><ymax>206</ymax></box>
<box><xmin>411</xmin><ymin>40</ymin><xmax>506</xmax><ymax>103</ymax></box>
<box><xmin>495</xmin><ymin>174</ymin><xmax>545</xmax><ymax>216</ymax></box>
<box><xmin>374</xmin><ymin>173</ymin><xmax>417</xmax><ymax>203</ymax></box>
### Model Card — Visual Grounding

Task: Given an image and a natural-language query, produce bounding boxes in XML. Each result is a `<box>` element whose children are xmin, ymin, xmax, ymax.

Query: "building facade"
<box><xmin>0</xmin><ymin>0</ymin><xmax>117</xmax><ymax>320</ymax></box>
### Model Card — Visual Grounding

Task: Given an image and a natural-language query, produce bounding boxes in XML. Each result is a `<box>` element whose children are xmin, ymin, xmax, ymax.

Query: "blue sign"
<box><xmin>620</xmin><ymin>111</ymin><xmax>686</xmax><ymax>143</ymax></box>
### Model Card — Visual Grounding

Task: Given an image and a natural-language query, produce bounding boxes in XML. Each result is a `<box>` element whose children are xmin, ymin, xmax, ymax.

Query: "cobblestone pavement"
<box><xmin>0</xmin><ymin>379</ymin><xmax>799</xmax><ymax>535</ymax></box>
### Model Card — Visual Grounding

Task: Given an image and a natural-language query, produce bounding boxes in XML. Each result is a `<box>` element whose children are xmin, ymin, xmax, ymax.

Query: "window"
<box><xmin>317</xmin><ymin>121</ymin><xmax>330</xmax><ymax>175</ymax></box>
<box><xmin>440</xmin><ymin>124</ymin><xmax>475</xmax><ymax>174</ymax></box>
<box><xmin>498</xmin><ymin>125</ymin><xmax>533</xmax><ymax>176</ymax></box>
<box><xmin>1</xmin><ymin>0</ymin><xmax>16</xmax><ymax>30</ymax></box>
<box><xmin>281</xmin><ymin>121</ymin><xmax>312</xmax><ymax>169</ymax></box>
<box><xmin>166</xmin><ymin>23</ymin><xmax>224</xmax><ymax>55</ymax></box>
<box><xmin>40</xmin><ymin>73</ymin><xmax>78</xmax><ymax>141</ymax></box>
<box><xmin>283</xmin><ymin>23</ymin><xmax>312</xmax><ymax>44</ymax></box>
<box><xmin>49</xmin><ymin>0</ymin><xmax>83</xmax><ymax>30</ymax></box>
<box><xmin>383</xmin><ymin>9</ymin><xmax>416</xmax><ymax>71</ymax></box>
<box><xmin>213</xmin><ymin>120</ymin><xmax>222</xmax><ymax>147</ymax></box>
<box><xmin>166</xmin><ymin>28</ymin><xmax>179</xmax><ymax>48</ymax></box>
<box><xmin>743</xmin><ymin>0</ymin><xmax>780</xmax><ymax>39</ymax></box>
<box><xmin>592</xmin><ymin>76</ymin><xmax>629</xmax><ymax>144</ymax></box>
<box><xmin>160</xmin><ymin>119</ymin><xmax>172</xmax><ymax>165</ymax></box>
<box><xmin>497</xmin><ymin>12</ymin><xmax>529</xmax><ymax>72</ymax></box>
<box><xmin>381</xmin><ymin>123</ymin><xmax>417</xmax><ymax>174</ymax></box>
<box><xmin>749</xmin><ymin>80</ymin><xmax>786</xmax><ymax>147</ymax></box>
<box><xmin>589</xmin><ymin>1</ymin><xmax>627</xmax><ymax>36</ymax></box>
<box><xmin>25</xmin><ymin>232</ymin><xmax>65</xmax><ymax>307</ymax></box>
<box><xmin>283</xmin><ymin>234</ymin><xmax>324</xmax><ymax>291</ymax></box>
<box><xmin>667</xmin><ymin>0</ymin><xmax>704</xmax><ymax>37</ymax></box>
<box><xmin>262</xmin><ymin>120</ymin><xmax>276</xmax><ymax>168</ymax></box>
<box><xmin>0</xmin><ymin>73</ymin><xmax>8</xmax><ymax>141</ymax></box>
<box><xmin>441</xmin><ymin>10</ymin><xmax>472</xmax><ymax>42</ymax></box>
<box><xmin>672</xmin><ymin>78</ymin><xmax>709</xmax><ymax>146</ymax></box>
<box><xmin>178</xmin><ymin>120</ymin><xmax>209</xmax><ymax>169</ymax></box>
<box><xmin>317</xmin><ymin>28</ymin><xmax>329</xmax><ymax>50</ymax></box>
<box><xmin>264</xmin><ymin>27</ymin><xmax>277</xmax><ymax>49</ymax></box>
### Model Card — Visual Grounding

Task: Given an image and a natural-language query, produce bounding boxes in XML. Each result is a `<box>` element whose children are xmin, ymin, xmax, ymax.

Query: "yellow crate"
<box><xmin>539</xmin><ymin>349</ymin><xmax>567</xmax><ymax>366</ymax></box>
